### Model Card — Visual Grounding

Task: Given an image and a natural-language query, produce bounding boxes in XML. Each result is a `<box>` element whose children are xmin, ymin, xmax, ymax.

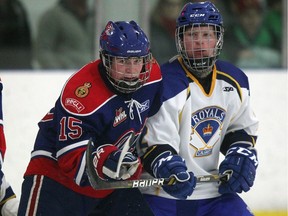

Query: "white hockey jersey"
<box><xmin>141</xmin><ymin>57</ymin><xmax>259</xmax><ymax>200</ymax></box>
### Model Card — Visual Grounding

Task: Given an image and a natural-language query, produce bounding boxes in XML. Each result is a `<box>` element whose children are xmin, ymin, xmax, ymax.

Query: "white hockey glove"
<box><xmin>1</xmin><ymin>198</ymin><xmax>19</xmax><ymax>216</ymax></box>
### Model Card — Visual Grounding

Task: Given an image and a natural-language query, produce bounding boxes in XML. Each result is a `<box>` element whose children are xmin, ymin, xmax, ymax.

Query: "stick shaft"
<box><xmin>86</xmin><ymin>138</ymin><xmax>231</xmax><ymax>190</ymax></box>
<box><xmin>88</xmin><ymin>173</ymin><xmax>230</xmax><ymax>190</ymax></box>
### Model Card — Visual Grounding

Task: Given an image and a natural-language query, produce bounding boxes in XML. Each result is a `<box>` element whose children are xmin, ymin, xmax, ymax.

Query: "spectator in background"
<box><xmin>149</xmin><ymin>0</ymin><xmax>188</xmax><ymax>64</ymax></box>
<box><xmin>221</xmin><ymin>0</ymin><xmax>281</xmax><ymax>68</ymax></box>
<box><xmin>263</xmin><ymin>0</ymin><xmax>282</xmax><ymax>52</ymax></box>
<box><xmin>35</xmin><ymin>0</ymin><xmax>95</xmax><ymax>69</ymax></box>
<box><xmin>0</xmin><ymin>0</ymin><xmax>32</xmax><ymax>69</ymax></box>
<box><xmin>0</xmin><ymin>78</ymin><xmax>19</xmax><ymax>215</ymax></box>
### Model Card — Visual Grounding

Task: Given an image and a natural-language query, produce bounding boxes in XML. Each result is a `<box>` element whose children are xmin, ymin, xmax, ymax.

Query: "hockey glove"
<box><xmin>152</xmin><ymin>151</ymin><xmax>196</xmax><ymax>199</ymax></box>
<box><xmin>93</xmin><ymin>144</ymin><xmax>142</xmax><ymax>181</ymax></box>
<box><xmin>219</xmin><ymin>144</ymin><xmax>258</xmax><ymax>194</ymax></box>
<box><xmin>1</xmin><ymin>198</ymin><xmax>19</xmax><ymax>216</ymax></box>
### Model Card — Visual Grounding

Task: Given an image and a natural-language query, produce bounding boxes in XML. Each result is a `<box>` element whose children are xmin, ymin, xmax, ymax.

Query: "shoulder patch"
<box><xmin>60</xmin><ymin>61</ymin><xmax>115</xmax><ymax>115</ymax></box>
<box><xmin>75</xmin><ymin>82</ymin><xmax>91</xmax><ymax>98</ymax></box>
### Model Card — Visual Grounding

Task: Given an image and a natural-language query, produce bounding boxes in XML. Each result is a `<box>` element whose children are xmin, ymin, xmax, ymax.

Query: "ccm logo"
<box><xmin>190</xmin><ymin>13</ymin><xmax>205</xmax><ymax>18</ymax></box>
<box><xmin>223</xmin><ymin>87</ymin><xmax>234</xmax><ymax>92</ymax></box>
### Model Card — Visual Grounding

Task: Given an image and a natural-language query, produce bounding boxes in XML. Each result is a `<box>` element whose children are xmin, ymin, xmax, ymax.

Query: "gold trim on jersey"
<box><xmin>178</xmin><ymin>57</ymin><xmax>216</xmax><ymax>97</ymax></box>
<box><xmin>178</xmin><ymin>57</ymin><xmax>243</xmax><ymax>102</ymax></box>
<box><xmin>179</xmin><ymin>87</ymin><xmax>191</xmax><ymax>124</ymax></box>
<box><xmin>251</xmin><ymin>135</ymin><xmax>256</xmax><ymax>147</ymax></box>
<box><xmin>216</xmin><ymin>71</ymin><xmax>243</xmax><ymax>102</ymax></box>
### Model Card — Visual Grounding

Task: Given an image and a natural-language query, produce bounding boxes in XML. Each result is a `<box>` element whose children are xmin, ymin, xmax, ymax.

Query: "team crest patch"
<box><xmin>75</xmin><ymin>82</ymin><xmax>91</xmax><ymax>98</ymax></box>
<box><xmin>190</xmin><ymin>106</ymin><xmax>226</xmax><ymax>157</ymax></box>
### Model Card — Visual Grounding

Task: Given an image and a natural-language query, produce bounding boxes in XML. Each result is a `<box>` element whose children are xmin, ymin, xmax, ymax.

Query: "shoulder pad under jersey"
<box><xmin>60</xmin><ymin>61</ymin><xmax>115</xmax><ymax>116</ymax></box>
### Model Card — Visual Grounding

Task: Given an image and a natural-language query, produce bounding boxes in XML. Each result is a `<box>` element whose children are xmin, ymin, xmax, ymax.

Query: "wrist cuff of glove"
<box><xmin>93</xmin><ymin>144</ymin><xmax>118</xmax><ymax>179</ymax></box>
<box><xmin>226</xmin><ymin>144</ymin><xmax>258</xmax><ymax>168</ymax></box>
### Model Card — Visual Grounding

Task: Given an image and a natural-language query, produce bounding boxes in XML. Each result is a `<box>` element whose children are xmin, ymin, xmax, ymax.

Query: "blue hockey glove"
<box><xmin>219</xmin><ymin>144</ymin><xmax>258</xmax><ymax>194</ymax></box>
<box><xmin>152</xmin><ymin>151</ymin><xmax>196</xmax><ymax>199</ymax></box>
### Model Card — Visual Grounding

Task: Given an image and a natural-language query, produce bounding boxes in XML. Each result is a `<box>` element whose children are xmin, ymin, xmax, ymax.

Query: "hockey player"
<box><xmin>141</xmin><ymin>2</ymin><xmax>259</xmax><ymax>216</ymax></box>
<box><xmin>18</xmin><ymin>21</ymin><xmax>161</xmax><ymax>216</ymax></box>
<box><xmin>0</xmin><ymin>78</ymin><xmax>19</xmax><ymax>216</ymax></box>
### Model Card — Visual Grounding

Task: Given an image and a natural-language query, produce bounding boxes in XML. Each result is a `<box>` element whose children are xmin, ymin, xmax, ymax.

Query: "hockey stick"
<box><xmin>86</xmin><ymin>138</ymin><xmax>232</xmax><ymax>190</ymax></box>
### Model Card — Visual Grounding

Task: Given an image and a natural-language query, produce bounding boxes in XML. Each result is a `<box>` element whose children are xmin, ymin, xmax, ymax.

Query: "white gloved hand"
<box><xmin>1</xmin><ymin>198</ymin><xmax>19</xmax><ymax>216</ymax></box>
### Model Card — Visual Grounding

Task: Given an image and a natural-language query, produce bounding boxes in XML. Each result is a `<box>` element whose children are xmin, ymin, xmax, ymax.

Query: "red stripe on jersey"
<box><xmin>25</xmin><ymin>157</ymin><xmax>114</xmax><ymax>198</ymax></box>
<box><xmin>40</xmin><ymin>112</ymin><xmax>54</xmax><ymax>122</ymax></box>
<box><xmin>0</xmin><ymin>126</ymin><xmax>6</xmax><ymax>157</ymax></box>
<box><xmin>27</xmin><ymin>175</ymin><xmax>43</xmax><ymax>216</ymax></box>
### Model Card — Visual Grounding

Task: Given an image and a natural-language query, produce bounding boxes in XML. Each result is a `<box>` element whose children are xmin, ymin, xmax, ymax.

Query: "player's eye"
<box><xmin>116</xmin><ymin>58</ymin><xmax>126</xmax><ymax>64</ymax></box>
<box><xmin>131</xmin><ymin>58</ymin><xmax>143</xmax><ymax>64</ymax></box>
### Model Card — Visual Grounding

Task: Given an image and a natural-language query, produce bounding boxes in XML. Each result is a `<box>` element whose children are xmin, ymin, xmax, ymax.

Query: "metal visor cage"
<box><xmin>176</xmin><ymin>23</ymin><xmax>224</xmax><ymax>77</ymax></box>
<box><xmin>103</xmin><ymin>53</ymin><xmax>153</xmax><ymax>94</ymax></box>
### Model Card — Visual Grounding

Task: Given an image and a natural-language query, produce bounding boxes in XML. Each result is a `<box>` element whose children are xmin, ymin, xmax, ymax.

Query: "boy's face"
<box><xmin>109</xmin><ymin>57</ymin><xmax>144</xmax><ymax>81</ymax></box>
<box><xmin>183</xmin><ymin>25</ymin><xmax>218</xmax><ymax>59</ymax></box>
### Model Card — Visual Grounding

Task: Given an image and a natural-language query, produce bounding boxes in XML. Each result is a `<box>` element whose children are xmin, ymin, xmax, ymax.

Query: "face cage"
<box><xmin>176</xmin><ymin>23</ymin><xmax>224</xmax><ymax>78</ymax></box>
<box><xmin>102</xmin><ymin>53</ymin><xmax>153</xmax><ymax>94</ymax></box>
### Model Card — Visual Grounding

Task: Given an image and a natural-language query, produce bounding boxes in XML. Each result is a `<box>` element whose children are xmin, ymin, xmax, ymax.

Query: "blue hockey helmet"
<box><xmin>176</xmin><ymin>1</ymin><xmax>224</xmax><ymax>78</ymax></box>
<box><xmin>100</xmin><ymin>21</ymin><xmax>152</xmax><ymax>93</ymax></box>
<box><xmin>176</xmin><ymin>1</ymin><xmax>223</xmax><ymax>28</ymax></box>
<box><xmin>100</xmin><ymin>20</ymin><xmax>151</xmax><ymax>57</ymax></box>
